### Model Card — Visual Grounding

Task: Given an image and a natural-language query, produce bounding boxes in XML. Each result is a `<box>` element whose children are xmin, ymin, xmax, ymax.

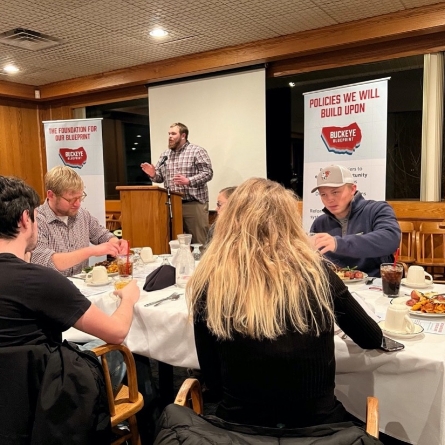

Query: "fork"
<box><xmin>144</xmin><ymin>292</ymin><xmax>182</xmax><ymax>307</ymax></box>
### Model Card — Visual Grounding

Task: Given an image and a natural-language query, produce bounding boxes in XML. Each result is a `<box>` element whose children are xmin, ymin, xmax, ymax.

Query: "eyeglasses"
<box><xmin>58</xmin><ymin>192</ymin><xmax>87</xmax><ymax>205</ymax></box>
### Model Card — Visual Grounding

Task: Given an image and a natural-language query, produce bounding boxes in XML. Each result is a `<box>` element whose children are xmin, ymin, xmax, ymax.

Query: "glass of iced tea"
<box><xmin>380</xmin><ymin>263</ymin><xmax>404</xmax><ymax>297</ymax></box>
<box><xmin>117</xmin><ymin>254</ymin><xmax>134</xmax><ymax>277</ymax></box>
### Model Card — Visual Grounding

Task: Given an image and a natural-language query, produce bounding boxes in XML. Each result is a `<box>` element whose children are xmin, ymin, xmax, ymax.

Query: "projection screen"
<box><xmin>148</xmin><ymin>67</ymin><xmax>267</xmax><ymax>210</ymax></box>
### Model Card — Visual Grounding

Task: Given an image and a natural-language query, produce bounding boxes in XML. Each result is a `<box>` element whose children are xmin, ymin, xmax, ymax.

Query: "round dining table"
<box><xmin>64</xmin><ymin>265</ymin><xmax>445</xmax><ymax>445</ymax></box>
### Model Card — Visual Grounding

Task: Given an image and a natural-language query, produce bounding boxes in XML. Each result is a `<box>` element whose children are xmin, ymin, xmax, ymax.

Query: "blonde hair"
<box><xmin>187</xmin><ymin>177</ymin><xmax>335</xmax><ymax>340</ymax></box>
<box><xmin>45</xmin><ymin>166</ymin><xmax>84</xmax><ymax>195</ymax></box>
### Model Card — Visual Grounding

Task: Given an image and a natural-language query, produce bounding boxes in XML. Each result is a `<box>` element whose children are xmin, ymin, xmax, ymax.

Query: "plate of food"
<box><xmin>393</xmin><ymin>290</ymin><xmax>445</xmax><ymax>317</ymax></box>
<box><xmin>335</xmin><ymin>267</ymin><xmax>368</xmax><ymax>283</ymax></box>
<box><xmin>94</xmin><ymin>260</ymin><xmax>119</xmax><ymax>276</ymax></box>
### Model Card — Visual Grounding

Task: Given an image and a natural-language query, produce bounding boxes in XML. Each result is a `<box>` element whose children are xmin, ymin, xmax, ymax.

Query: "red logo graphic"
<box><xmin>321</xmin><ymin>170</ymin><xmax>330</xmax><ymax>180</ymax></box>
<box><xmin>59</xmin><ymin>147</ymin><xmax>87</xmax><ymax>168</ymax></box>
<box><xmin>321</xmin><ymin>123</ymin><xmax>362</xmax><ymax>155</ymax></box>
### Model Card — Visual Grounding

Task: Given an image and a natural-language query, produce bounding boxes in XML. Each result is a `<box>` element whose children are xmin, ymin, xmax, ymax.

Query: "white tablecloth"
<box><xmin>64</xmin><ymin>272</ymin><xmax>445</xmax><ymax>445</ymax></box>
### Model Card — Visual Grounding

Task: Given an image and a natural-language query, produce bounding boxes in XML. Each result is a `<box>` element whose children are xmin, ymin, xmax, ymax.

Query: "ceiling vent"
<box><xmin>0</xmin><ymin>28</ymin><xmax>62</xmax><ymax>50</ymax></box>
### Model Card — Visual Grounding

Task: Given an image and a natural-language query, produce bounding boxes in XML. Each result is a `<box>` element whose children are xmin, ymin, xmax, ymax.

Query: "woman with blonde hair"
<box><xmin>188</xmin><ymin>177</ymin><xmax>382</xmax><ymax>428</ymax></box>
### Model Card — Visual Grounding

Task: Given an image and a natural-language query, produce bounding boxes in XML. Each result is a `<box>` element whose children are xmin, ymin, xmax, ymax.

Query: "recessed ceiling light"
<box><xmin>289</xmin><ymin>82</ymin><xmax>295</xmax><ymax>87</ymax></box>
<box><xmin>149</xmin><ymin>28</ymin><xmax>168</xmax><ymax>37</ymax></box>
<box><xmin>136</xmin><ymin>134</ymin><xmax>142</xmax><ymax>138</ymax></box>
<box><xmin>4</xmin><ymin>64</ymin><xmax>19</xmax><ymax>74</ymax></box>
<box><xmin>134</xmin><ymin>142</ymin><xmax>139</xmax><ymax>145</ymax></box>
<box><xmin>132</xmin><ymin>147</ymin><xmax>137</xmax><ymax>151</ymax></box>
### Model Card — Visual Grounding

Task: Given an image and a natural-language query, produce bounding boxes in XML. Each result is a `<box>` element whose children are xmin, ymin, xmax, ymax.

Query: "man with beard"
<box><xmin>31</xmin><ymin>165</ymin><xmax>127</xmax><ymax>276</ymax></box>
<box><xmin>141</xmin><ymin>122</ymin><xmax>213</xmax><ymax>245</ymax></box>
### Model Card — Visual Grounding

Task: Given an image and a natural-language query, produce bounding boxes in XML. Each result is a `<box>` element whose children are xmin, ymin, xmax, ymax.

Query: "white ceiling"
<box><xmin>0</xmin><ymin>0</ymin><xmax>442</xmax><ymax>86</ymax></box>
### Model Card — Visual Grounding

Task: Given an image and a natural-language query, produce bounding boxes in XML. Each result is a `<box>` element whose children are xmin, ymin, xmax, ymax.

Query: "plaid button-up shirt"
<box><xmin>31</xmin><ymin>200</ymin><xmax>113</xmax><ymax>277</ymax></box>
<box><xmin>152</xmin><ymin>142</ymin><xmax>213</xmax><ymax>203</ymax></box>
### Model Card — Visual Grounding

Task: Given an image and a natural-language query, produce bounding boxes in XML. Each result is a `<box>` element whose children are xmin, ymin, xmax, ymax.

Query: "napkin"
<box><xmin>143</xmin><ymin>265</ymin><xmax>176</xmax><ymax>292</ymax></box>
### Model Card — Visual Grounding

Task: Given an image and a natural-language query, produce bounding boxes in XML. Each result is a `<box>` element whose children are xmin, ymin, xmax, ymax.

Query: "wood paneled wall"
<box><xmin>0</xmin><ymin>98</ymin><xmax>44</xmax><ymax>197</ymax></box>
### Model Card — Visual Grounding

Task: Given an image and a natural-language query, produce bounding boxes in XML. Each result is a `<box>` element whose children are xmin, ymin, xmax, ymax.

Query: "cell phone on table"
<box><xmin>380</xmin><ymin>336</ymin><xmax>404</xmax><ymax>352</ymax></box>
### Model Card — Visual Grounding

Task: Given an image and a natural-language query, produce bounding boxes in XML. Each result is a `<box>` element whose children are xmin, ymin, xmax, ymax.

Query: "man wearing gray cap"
<box><xmin>310</xmin><ymin>165</ymin><xmax>400</xmax><ymax>277</ymax></box>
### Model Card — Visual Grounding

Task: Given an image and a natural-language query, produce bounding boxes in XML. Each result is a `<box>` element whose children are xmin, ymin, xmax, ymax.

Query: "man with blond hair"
<box><xmin>31</xmin><ymin>165</ymin><xmax>127</xmax><ymax>276</ymax></box>
<box><xmin>141</xmin><ymin>122</ymin><xmax>213</xmax><ymax>244</ymax></box>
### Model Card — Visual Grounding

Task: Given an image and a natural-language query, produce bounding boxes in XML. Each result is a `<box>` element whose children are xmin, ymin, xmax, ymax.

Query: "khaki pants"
<box><xmin>182</xmin><ymin>201</ymin><xmax>209</xmax><ymax>245</ymax></box>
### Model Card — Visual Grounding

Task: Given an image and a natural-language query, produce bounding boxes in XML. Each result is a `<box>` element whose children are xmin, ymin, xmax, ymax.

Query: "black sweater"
<box><xmin>193</xmin><ymin>267</ymin><xmax>383</xmax><ymax>428</ymax></box>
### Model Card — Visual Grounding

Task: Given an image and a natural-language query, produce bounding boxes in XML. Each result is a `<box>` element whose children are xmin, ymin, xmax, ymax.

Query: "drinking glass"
<box><xmin>380</xmin><ymin>263</ymin><xmax>403</xmax><ymax>297</ymax></box>
<box><xmin>158</xmin><ymin>254</ymin><xmax>172</xmax><ymax>266</ymax></box>
<box><xmin>191</xmin><ymin>243</ymin><xmax>202</xmax><ymax>261</ymax></box>
<box><xmin>117</xmin><ymin>254</ymin><xmax>134</xmax><ymax>277</ymax></box>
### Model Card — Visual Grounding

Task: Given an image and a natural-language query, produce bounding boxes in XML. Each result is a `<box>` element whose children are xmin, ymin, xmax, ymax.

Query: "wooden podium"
<box><xmin>116</xmin><ymin>186</ymin><xmax>183</xmax><ymax>254</ymax></box>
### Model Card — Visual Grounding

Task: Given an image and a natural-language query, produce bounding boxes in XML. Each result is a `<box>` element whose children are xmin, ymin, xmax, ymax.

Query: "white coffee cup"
<box><xmin>406</xmin><ymin>265</ymin><xmax>433</xmax><ymax>286</ymax></box>
<box><xmin>86</xmin><ymin>266</ymin><xmax>108</xmax><ymax>284</ymax></box>
<box><xmin>385</xmin><ymin>305</ymin><xmax>415</xmax><ymax>333</ymax></box>
<box><xmin>140</xmin><ymin>247</ymin><xmax>154</xmax><ymax>263</ymax></box>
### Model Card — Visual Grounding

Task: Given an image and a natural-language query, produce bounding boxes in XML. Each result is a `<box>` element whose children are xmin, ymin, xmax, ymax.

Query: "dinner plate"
<box><xmin>340</xmin><ymin>272</ymin><xmax>368</xmax><ymax>284</ymax></box>
<box><xmin>86</xmin><ymin>279</ymin><xmax>112</xmax><ymax>287</ymax></box>
<box><xmin>391</xmin><ymin>296</ymin><xmax>445</xmax><ymax>317</ymax></box>
<box><xmin>378</xmin><ymin>320</ymin><xmax>424</xmax><ymax>339</ymax></box>
<box><xmin>401</xmin><ymin>278</ymin><xmax>434</xmax><ymax>289</ymax></box>
<box><xmin>408</xmin><ymin>311</ymin><xmax>445</xmax><ymax>318</ymax></box>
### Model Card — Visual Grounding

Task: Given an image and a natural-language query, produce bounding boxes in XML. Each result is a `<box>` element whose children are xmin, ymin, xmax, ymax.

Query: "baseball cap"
<box><xmin>311</xmin><ymin>165</ymin><xmax>354</xmax><ymax>193</ymax></box>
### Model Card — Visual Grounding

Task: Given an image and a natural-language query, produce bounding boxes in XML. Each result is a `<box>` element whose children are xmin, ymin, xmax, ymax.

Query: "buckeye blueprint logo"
<box><xmin>321</xmin><ymin>123</ymin><xmax>362</xmax><ymax>155</ymax></box>
<box><xmin>59</xmin><ymin>147</ymin><xmax>87</xmax><ymax>168</ymax></box>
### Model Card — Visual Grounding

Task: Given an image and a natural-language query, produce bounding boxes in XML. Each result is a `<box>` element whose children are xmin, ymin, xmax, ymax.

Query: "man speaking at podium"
<box><xmin>141</xmin><ymin>122</ymin><xmax>213</xmax><ymax>245</ymax></box>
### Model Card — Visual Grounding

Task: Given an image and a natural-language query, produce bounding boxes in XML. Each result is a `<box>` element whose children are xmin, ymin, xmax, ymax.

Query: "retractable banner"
<box><xmin>42</xmin><ymin>118</ymin><xmax>105</xmax><ymax>225</ymax></box>
<box><xmin>302</xmin><ymin>78</ymin><xmax>389</xmax><ymax>231</ymax></box>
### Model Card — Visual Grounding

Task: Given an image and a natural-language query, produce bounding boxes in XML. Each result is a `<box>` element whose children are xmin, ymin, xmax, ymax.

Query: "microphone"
<box><xmin>159</xmin><ymin>156</ymin><xmax>168</xmax><ymax>168</ymax></box>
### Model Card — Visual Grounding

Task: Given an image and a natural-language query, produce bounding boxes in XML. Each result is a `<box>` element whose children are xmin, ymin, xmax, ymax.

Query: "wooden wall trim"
<box><xmin>0</xmin><ymin>79</ymin><xmax>36</xmax><ymax>100</ymax></box>
<box><xmin>389</xmin><ymin>201</ymin><xmax>445</xmax><ymax>221</ymax></box>
<box><xmin>36</xmin><ymin>2</ymin><xmax>445</xmax><ymax>100</ymax></box>
<box><xmin>110</xmin><ymin>199</ymin><xmax>445</xmax><ymax>225</ymax></box>
<box><xmin>269</xmin><ymin>32</ymin><xmax>445</xmax><ymax>77</ymax></box>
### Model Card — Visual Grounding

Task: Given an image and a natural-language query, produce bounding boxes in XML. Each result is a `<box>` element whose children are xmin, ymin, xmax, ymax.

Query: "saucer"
<box><xmin>401</xmin><ymin>278</ymin><xmax>433</xmax><ymax>289</ymax></box>
<box><xmin>378</xmin><ymin>320</ymin><xmax>424</xmax><ymax>339</ymax></box>
<box><xmin>86</xmin><ymin>279</ymin><xmax>112</xmax><ymax>287</ymax></box>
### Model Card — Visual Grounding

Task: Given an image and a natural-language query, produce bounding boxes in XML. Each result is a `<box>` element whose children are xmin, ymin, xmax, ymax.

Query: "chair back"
<box><xmin>416</xmin><ymin>222</ymin><xmax>445</xmax><ymax>265</ymax></box>
<box><xmin>397</xmin><ymin>221</ymin><xmax>416</xmax><ymax>263</ymax></box>
<box><xmin>92</xmin><ymin>344</ymin><xmax>144</xmax><ymax>445</ymax></box>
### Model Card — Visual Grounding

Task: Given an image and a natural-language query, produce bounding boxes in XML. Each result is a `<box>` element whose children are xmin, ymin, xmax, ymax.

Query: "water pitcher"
<box><xmin>175</xmin><ymin>234</ymin><xmax>195</xmax><ymax>288</ymax></box>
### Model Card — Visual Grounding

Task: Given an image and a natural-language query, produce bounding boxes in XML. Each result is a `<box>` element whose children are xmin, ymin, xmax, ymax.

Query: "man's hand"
<box><xmin>90</xmin><ymin>241</ymin><xmax>120</xmax><ymax>257</ymax></box>
<box><xmin>109</xmin><ymin>237</ymin><xmax>128</xmax><ymax>254</ymax></box>
<box><xmin>312</xmin><ymin>233</ymin><xmax>337</xmax><ymax>254</ymax></box>
<box><xmin>114</xmin><ymin>279</ymin><xmax>140</xmax><ymax>305</ymax></box>
<box><xmin>173</xmin><ymin>174</ymin><xmax>190</xmax><ymax>186</ymax></box>
<box><xmin>141</xmin><ymin>162</ymin><xmax>155</xmax><ymax>177</ymax></box>
<box><xmin>116</xmin><ymin>239</ymin><xmax>128</xmax><ymax>254</ymax></box>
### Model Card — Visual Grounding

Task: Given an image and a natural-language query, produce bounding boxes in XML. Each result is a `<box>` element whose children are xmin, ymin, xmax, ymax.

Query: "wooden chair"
<box><xmin>415</xmin><ymin>222</ymin><xmax>445</xmax><ymax>282</ymax></box>
<box><xmin>397</xmin><ymin>221</ymin><xmax>416</xmax><ymax>265</ymax></box>
<box><xmin>106</xmin><ymin>213</ymin><xmax>121</xmax><ymax>232</ymax></box>
<box><xmin>92</xmin><ymin>344</ymin><xmax>144</xmax><ymax>445</ymax></box>
<box><xmin>174</xmin><ymin>378</ymin><xmax>379</xmax><ymax>439</ymax></box>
